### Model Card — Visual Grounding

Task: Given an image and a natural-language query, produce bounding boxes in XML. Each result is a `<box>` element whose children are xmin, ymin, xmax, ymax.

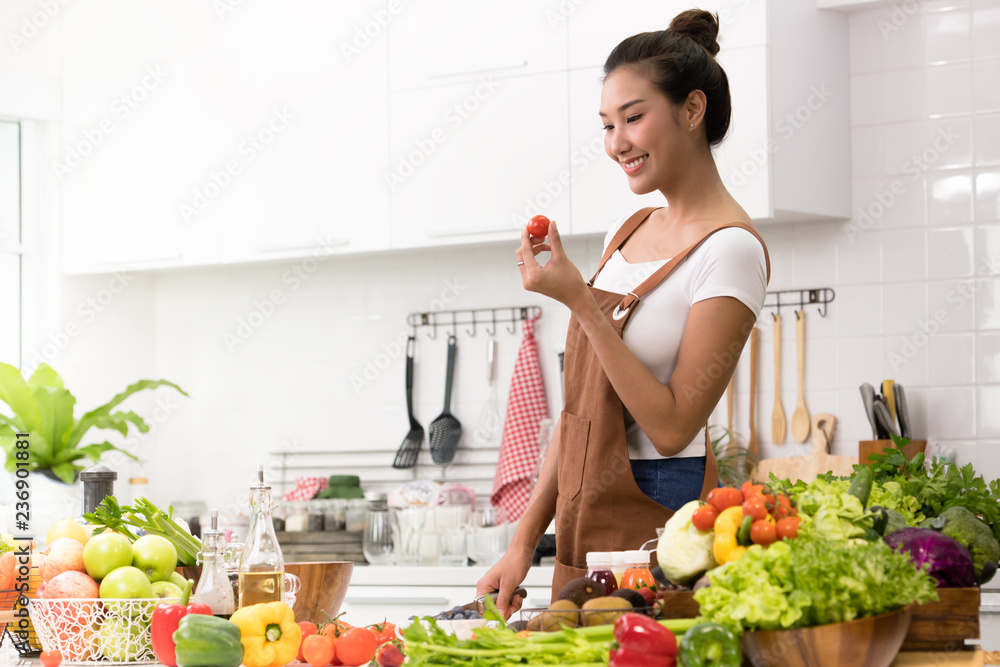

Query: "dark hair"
<box><xmin>603</xmin><ymin>10</ymin><xmax>731</xmax><ymax>147</ymax></box>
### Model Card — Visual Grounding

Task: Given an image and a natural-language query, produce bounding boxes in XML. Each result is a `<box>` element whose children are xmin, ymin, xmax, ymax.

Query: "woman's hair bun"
<box><xmin>668</xmin><ymin>9</ymin><xmax>721</xmax><ymax>56</ymax></box>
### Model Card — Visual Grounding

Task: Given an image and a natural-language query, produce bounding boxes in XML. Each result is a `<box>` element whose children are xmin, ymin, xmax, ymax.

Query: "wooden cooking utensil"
<box><xmin>748</xmin><ymin>326</ymin><xmax>759</xmax><ymax>461</ymax></box>
<box><xmin>755</xmin><ymin>413</ymin><xmax>855</xmax><ymax>482</ymax></box>
<box><xmin>771</xmin><ymin>313</ymin><xmax>786</xmax><ymax>445</ymax></box>
<box><xmin>790</xmin><ymin>310</ymin><xmax>811</xmax><ymax>442</ymax></box>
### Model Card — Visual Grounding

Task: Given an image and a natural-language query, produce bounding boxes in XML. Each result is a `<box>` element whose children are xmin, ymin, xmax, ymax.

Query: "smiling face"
<box><xmin>600</xmin><ymin>66</ymin><xmax>694</xmax><ymax>195</ymax></box>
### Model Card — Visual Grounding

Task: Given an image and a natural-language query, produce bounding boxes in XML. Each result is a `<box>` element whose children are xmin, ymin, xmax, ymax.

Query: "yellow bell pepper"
<box><xmin>229</xmin><ymin>601</ymin><xmax>302</xmax><ymax>667</ymax></box>
<box><xmin>713</xmin><ymin>505</ymin><xmax>748</xmax><ymax>564</ymax></box>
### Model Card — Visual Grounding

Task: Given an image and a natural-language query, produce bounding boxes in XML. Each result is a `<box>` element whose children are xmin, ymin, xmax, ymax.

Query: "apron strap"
<box><xmin>699</xmin><ymin>424</ymin><xmax>719</xmax><ymax>500</ymax></box>
<box><xmin>587</xmin><ymin>207</ymin><xmax>661</xmax><ymax>286</ymax></box>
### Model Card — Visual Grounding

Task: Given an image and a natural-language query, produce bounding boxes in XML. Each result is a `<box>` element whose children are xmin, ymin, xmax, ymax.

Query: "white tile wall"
<box><xmin>32</xmin><ymin>2</ymin><xmax>1000</xmax><ymax>509</ymax></box>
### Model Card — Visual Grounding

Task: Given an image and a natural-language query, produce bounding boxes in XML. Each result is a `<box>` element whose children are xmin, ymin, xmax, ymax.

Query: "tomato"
<box><xmin>776</xmin><ymin>516</ymin><xmax>801</xmax><ymax>540</ymax></box>
<box><xmin>772</xmin><ymin>494</ymin><xmax>796</xmax><ymax>519</ymax></box>
<box><xmin>297</xmin><ymin>621</ymin><xmax>318</xmax><ymax>662</ymax></box>
<box><xmin>740</xmin><ymin>481</ymin><xmax>763</xmax><ymax>497</ymax></box>
<box><xmin>527</xmin><ymin>214</ymin><xmax>550</xmax><ymax>239</ymax></box>
<box><xmin>322</xmin><ymin>614</ymin><xmax>353</xmax><ymax>639</ymax></box>
<box><xmin>691</xmin><ymin>503</ymin><xmax>719</xmax><ymax>532</ymax></box>
<box><xmin>302</xmin><ymin>634</ymin><xmax>335</xmax><ymax>667</ymax></box>
<box><xmin>39</xmin><ymin>651</ymin><xmax>62</xmax><ymax>667</ymax></box>
<box><xmin>367</xmin><ymin>620</ymin><xmax>398</xmax><ymax>646</ymax></box>
<box><xmin>750</xmin><ymin>518</ymin><xmax>777</xmax><ymax>545</ymax></box>
<box><xmin>741</xmin><ymin>495</ymin><xmax>770</xmax><ymax>522</ymax></box>
<box><xmin>707</xmin><ymin>487</ymin><xmax>743</xmax><ymax>512</ymax></box>
<box><xmin>335</xmin><ymin>627</ymin><xmax>378</xmax><ymax>666</ymax></box>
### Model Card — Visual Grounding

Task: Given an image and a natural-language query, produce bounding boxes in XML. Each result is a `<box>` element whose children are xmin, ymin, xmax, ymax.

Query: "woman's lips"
<box><xmin>621</xmin><ymin>154</ymin><xmax>648</xmax><ymax>176</ymax></box>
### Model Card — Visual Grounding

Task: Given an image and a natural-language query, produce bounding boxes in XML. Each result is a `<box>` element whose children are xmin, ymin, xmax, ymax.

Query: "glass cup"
<box><xmin>470</xmin><ymin>506</ymin><xmax>508</xmax><ymax>567</ymax></box>
<box><xmin>362</xmin><ymin>498</ymin><xmax>395</xmax><ymax>565</ymax></box>
<box><xmin>433</xmin><ymin>504</ymin><xmax>472</xmax><ymax>567</ymax></box>
<box><xmin>389</xmin><ymin>505</ymin><xmax>427</xmax><ymax>566</ymax></box>
<box><xmin>283</xmin><ymin>572</ymin><xmax>300</xmax><ymax>608</ymax></box>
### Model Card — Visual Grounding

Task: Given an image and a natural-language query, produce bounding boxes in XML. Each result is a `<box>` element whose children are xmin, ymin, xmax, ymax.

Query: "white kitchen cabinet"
<box><xmin>386</xmin><ymin>0</ymin><xmax>567</xmax><ymax>92</ymax></box>
<box><xmin>339</xmin><ymin>565</ymin><xmax>555</xmax><ymax>627</ymax></box>
<box><xmin>60</xmin><ymin>1</ymin><xmax>389</xmax><ymax>275</ymax></box>
<box><xmin>388</xmin><ymin>73</ymin><xmax>571</xmax><ymax>249</ymax></box>
<box><xmin>566</xmin><ymin>0</ymin><xmax>850</xmax><ymax>231</ymax></box>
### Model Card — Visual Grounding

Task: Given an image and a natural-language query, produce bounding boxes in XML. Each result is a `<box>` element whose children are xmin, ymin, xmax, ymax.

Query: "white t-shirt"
<box><xmin>591</xmin><ymin>216</ymin><xmax>768</xmax><ymax>459</ymax></box>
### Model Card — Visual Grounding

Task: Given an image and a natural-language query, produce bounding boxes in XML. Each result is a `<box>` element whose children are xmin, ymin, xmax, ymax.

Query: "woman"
<box><xmin>478</xmin><ymin>10</ymin><xmax>770</xmax><ymax>615</ymax></box>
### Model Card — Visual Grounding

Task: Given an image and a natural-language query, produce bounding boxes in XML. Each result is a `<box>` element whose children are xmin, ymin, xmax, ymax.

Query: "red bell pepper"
<box><xmin>151</xmin><ymin>578</ymin><xmax>212</xmax><ymax>667</ymax></box>
<box><xmin>609</xmin><ymin>613</ymin><xmax>678</xmax><ymax>667</ymax></box>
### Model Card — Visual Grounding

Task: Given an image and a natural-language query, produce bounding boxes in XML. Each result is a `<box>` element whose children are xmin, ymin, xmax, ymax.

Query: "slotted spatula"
<box><xmin>393</xmin><ymin>336</ymin><xmax>424</xmax><ymax>469</ymax></box>
<box><xmin>430</xmin><ymin>334</ymin><xmax>462</xmax><ymax>464</ymax></box>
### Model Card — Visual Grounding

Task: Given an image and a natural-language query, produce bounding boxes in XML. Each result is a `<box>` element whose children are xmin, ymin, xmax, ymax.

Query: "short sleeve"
<box><xmin>689</xmin><ymin>228</ymin><xmax>768</xmax><ymax>316</ymax></box>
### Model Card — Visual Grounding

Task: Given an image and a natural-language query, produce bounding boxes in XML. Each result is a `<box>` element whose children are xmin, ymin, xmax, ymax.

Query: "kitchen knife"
<box><xmin>873</xmin><ymin>399</ymin><xmax>899</xmax><ymax>438</ymax></box>
<box><xmin>882</xmin><ymin>379</ymin><xmax>897</xmax><ymax>427</ymax></box>
<box><xmin>894</xmin><ymin>383</ymin><xmax>911</xmax><ymax>439</ymax></box>
<box><xmin>860</xmin><ymin>383</ymin><xmax>878</xmax><ymax>439</ymax></box>
<box><xmin>463</xmin><ymin>587</ymin><xmax>528</xmax><ymax>613</ymax></box>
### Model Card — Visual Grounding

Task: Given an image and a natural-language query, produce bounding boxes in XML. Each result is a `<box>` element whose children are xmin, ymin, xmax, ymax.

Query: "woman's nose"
<box><xmin>606</xmin><ymin>130</ymin><xmax>630</xmax><ymax>159</ymax></box>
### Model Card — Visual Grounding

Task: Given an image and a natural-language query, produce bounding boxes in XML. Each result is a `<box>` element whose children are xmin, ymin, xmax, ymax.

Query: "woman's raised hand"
<box><xmin>516</xmin><ymin>221</ymin><xmax>591</xmax><ymax>313</ymax></box>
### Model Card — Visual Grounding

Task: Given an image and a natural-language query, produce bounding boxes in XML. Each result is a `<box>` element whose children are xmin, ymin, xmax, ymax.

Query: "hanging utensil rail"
<box><xmin>407</xmin><ymin>306</ymin><xmax>542</xmax><ymax>338</ymax></box>
<box><xmin>762</xmin><ymin>288</ymin><xmax>835</xmax><ymax>317</ymax></box>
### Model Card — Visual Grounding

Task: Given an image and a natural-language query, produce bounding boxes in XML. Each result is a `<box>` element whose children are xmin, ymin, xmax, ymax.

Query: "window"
<box><xmin>0</xmin><ymin>120</ymin><xmax>21</xmax><ymax>368</ymax></box>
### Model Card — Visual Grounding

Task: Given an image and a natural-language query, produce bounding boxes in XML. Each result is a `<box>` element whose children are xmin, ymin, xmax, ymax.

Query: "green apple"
<box><xmin>99</xmin><ymin>565</ymin><xmax>153</xmax><ymax>599</ymax></box>
<box><xmin>99</xmin><ymin>615</ymin><xmax>151</xmax><ymax>661</ymax></box>
<box><xmin>168</xmin><ymin>571</ymin><xmax>188</xmax><ymax>589</ymax></box>
<box><xmin>150</xmin><ymin>580</ymin><xmax>183</xmax><ymax>604</ymax></box>
<box><xmin>83</xmin><ymin>532</ymin><xmax>133</xmax><ymax>581</ymax></box>
<box><xmin>131</xmin><ymin>535</ymin><xmax>177</xmax><ymax>582</ymax></box>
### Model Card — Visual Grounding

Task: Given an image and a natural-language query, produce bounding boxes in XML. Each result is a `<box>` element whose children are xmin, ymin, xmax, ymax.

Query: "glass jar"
<box><xmin>324</xmin><ymin>499</ymin><xmax>346</xmax><ymax>531</ymax></box>
<box><xmin>362</xmin><ymin>495</ymin><xmax>394</xmax><ymax>565</ymax></box>
<box><xmin>284</xmin><ymin>501</ymin><xmax>308</xmax><ymax>532</ymax></box>
<box><xmin>306</xmin><ymin>500</ymin><xmax>325</xmax><ymax>532</ymax></box>
<box><xmin>345</xmin><ymin>498</ymin><xmax>366</xmax><ymax>532</ymax></box>
<box><xmin>586</xmin><ymin>551</ymin><xmax>618</xmax><ymax>596</ymax></box>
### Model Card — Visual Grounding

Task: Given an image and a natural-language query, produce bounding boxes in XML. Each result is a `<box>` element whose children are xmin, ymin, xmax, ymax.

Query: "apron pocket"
<box><xmin>557</xmin><ymin>411</ymin><xmax>590</xmax><ymax>502</ymax></box>
<box><xmin>551</xmin><ymin>558</ymin><xmax>589</xmax><ymax>605</ymax></box>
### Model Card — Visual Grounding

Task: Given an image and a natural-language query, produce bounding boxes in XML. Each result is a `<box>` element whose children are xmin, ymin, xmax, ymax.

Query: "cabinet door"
<box><xmin>567</xmin><ymin>68</ymin><xmax>664</xmax><ymax>237</ymax></box>
<box><xmin>388</xmin><ymin>1</ymin><xmax>567</xmax><ymax>91</ymax></box>
<box><xmin>389</xmin><ymin>73</ymin><xmax>570</xmax><ymax>249</ymax></box>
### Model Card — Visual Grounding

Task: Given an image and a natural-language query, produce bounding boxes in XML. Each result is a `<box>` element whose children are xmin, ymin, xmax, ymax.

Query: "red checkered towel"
<box><xmin>282</xmin><ymin>476</ymin><xmax>328</xmax><ymax>501</ymax></box>
<box><xmin>491</xmin><ymin>314</ymin><xmax>548</xmax><ymax>522</ymax></box>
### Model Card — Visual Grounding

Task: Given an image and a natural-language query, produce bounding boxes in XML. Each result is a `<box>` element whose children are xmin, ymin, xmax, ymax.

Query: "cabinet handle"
<box><xmin>344</xmin><ymin>596</ymin><xmax>450</xmax><ymax>606</ymax></box>
<box><xmin>426</xmin><ymin>59</ymin><xmax>527</xmax><ymax>79</ymax></box>
<box><xmin>98</xmin><ymin>252</ymin><xmax>183</xmax><ymax>265</ymax></box>
<box><xmin>426</xmin><ymin>226</ymin><xmax>519</xmax><ymax>239</ymax></box>
<box><xmin>255</xmin><ymin>238</ymin><xmax>349</xmax><ymax>253</ymax></box>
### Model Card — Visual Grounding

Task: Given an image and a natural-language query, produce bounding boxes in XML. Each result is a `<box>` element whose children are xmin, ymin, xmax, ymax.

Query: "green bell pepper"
<box><xmin>173</xmin><ymin>613</ymin><xmax>244</xmax><ymax>667</ymax></box>
<box><xmin>678</xmin><ymin>622</ymin><xmax>741</xmax><ymax>666</ymax></box>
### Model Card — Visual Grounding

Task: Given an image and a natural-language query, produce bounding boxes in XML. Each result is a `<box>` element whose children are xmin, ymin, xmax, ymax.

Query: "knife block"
<box><xmin>859</xmin><ymin>439</ymin><xmax>926</xmax><ymax>464</ymax></box>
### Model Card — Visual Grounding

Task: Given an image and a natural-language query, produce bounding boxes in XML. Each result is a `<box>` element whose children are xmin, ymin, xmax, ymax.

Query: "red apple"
<box><xmin>40</xmin><ymin>537</ymin><xmax>87</xmax><ymax>582</ymax></box>
<box><xmin>37</xmin><ymin>570</ymin><xmax>99</xmax><ymax>599</ymax></box>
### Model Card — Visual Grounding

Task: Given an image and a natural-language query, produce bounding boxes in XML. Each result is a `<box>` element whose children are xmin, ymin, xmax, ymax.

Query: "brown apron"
<box><xmin>551</xmin><ymin>207</ymin><xmax>771</xmax><ymax>600</ymax></box>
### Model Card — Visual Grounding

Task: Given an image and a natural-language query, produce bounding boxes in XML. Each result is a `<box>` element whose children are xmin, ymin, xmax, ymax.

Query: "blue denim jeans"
<box><xmin>629</xmin><ymin>457</ymin><xmax>707</xmax><ymax>511</ymax></box>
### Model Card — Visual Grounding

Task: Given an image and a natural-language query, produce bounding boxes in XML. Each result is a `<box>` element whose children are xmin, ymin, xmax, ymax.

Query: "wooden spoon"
<box><xmin>748</xmin><ymin>326</ymin><xmax>759</xmax><ymax>462</ymax></box>
<box><xmin>771</xmin><ymin>313</ymin><xmax>787</xmax><ymax>445</ymax></box>
<box><xmin>790</xmin><ymin>310</ymin><xmax>811</xmax><ymax>442</ymax></box>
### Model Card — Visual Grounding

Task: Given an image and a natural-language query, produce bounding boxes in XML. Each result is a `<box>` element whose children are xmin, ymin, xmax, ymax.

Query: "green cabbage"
<box><xmin>657</xmin><ymin>500</ymin><xmax>717</xmax><ymax>585</ymax></box>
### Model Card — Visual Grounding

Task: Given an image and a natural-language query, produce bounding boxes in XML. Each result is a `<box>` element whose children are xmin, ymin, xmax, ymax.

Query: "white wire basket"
<box><xmin>29</xmin><ymin>598</ymin><xmax>167</xmax><ymax>665</ymax></box>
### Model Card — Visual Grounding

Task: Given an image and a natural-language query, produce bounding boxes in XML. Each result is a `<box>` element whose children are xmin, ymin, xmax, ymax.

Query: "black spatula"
<box><xmin>430</xmin><ymin>334</ymin><xmax>462</xmax><ymax>464</ymax></box>
<box><xmin>393</xmin><ymin>336</ymin><xmax>424</xmax><ymax>469</ymax></box>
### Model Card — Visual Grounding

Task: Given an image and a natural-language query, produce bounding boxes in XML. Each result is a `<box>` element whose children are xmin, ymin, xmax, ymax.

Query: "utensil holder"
<box><xmin>859</xmin><ymin>439</ymin><xmax>926</xmax><ymax>464</ymax></box>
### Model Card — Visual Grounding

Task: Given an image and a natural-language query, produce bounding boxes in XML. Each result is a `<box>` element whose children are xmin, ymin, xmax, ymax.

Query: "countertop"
<box><xmin>347</xmin><ymin>564</ymin><xmax>555</xmax><ymax>589</ymax></box>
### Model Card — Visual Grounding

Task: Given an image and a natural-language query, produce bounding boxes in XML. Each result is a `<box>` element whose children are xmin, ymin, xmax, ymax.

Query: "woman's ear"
<box><xmin>685</xmin><ymin>89</ymin><xmax>707</xmax><ymax>129</ymax></box>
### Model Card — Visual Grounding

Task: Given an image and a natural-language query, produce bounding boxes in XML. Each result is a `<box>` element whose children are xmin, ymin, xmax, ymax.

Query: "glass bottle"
<box><xmin>193</xmin><ymin>509</ymin><xmax>236</xmax><ymax>618</ymax></box>
<box><xmin>362</xmin><ymin>494</ymin><xmax>394</xmax><ymax>565</ymax></box>
<box><xmin>619</xmin><ymin>550</ymin><xmax>656</xmax><ymax>593</ymax></box>
<box><xmin>585</xmin><ymin>551</ymin><xmax>618</xmax><ymax>596</ymax></box>
<box><xmin>237</xmin><ymin>465</ymin><xmax>285</xmax><ymax>608</ymax></box>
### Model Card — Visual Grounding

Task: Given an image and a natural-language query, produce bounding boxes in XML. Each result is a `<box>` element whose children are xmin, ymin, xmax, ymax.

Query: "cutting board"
<box><xmin>754</xmin><ymin>413</ymin><xmax>857</xmax><ymax>483</ymax></box>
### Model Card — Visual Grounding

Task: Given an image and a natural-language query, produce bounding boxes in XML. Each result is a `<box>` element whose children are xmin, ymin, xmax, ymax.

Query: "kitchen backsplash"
<box><xmin>32</xmin><ymin>2</ymin><xmax>1000</xmax><ymax>510</ymax></box>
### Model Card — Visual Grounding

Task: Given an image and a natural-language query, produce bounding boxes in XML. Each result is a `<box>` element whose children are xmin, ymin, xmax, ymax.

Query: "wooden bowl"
<box><xmin>177</xmin><ymin>561</ymin><xmax>353</xmax><ymax>624</ymax></box>
<box><xmin>740</xmin><ymin>605</ymin><xmax>913</xmax><ymax>667</ymax></box>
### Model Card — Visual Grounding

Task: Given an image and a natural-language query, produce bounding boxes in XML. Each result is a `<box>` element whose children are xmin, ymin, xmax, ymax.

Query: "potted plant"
<box><xmin>0</xmin><ymin>362</ymin><xmax>187</xmax><ymax>484</ymax></box>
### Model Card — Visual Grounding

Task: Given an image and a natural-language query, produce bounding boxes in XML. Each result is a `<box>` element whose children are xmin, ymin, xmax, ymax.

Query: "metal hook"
<box><xmin>507</xmin><ymin>308</ymin><xmax>517</xmax><ymax>334</ymax></box>
<box><xmin>426</xmin><ymin>313</ymin><xmax>437</xmax><ymax>340</ymax></box>
<box><xmin>466</xmin><ymin>311</ymin><xmax>477</xmax><ymax>337</ymax></box>
<box><xmin>486</xmin><ymin>311</ymin><xmax>497</xmax><ymax>337</ymax></box>
<box><xmin>450</xmin><ymin>312</ymin><xmax>458</xmax><ymax>338</ymax></box>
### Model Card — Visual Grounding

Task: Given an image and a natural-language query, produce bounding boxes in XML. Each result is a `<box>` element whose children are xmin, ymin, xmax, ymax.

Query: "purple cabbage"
<box><xmin>885</xmin><ymin>527</ymin><xmax>976</xmax><ymax>588</ymax></box>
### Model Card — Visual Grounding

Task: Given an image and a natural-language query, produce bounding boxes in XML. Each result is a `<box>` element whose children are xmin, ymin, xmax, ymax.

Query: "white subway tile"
<box><xmin>837</xmin><ymin>284</ymin><xmax>883</xmax><ymax>337</ymax></box>
<box><xmin>883</xmin><ymin>229</ymin><xmax>929</xmax><ymax>281</ymax></box>
<box><xmin>978</xmin><ymin>386</ymin><xmax>1000</xmax><ymax>436</ymax></box>
<box><xmin>883</xmin><ymin>328</ymin><xmax>930</xmax><ymax>386</ymax></box>
<box><xmin>850</xmin><ymin>14</ymin><xmax>883</xmax><ymax>74</ymax></box>
<box><xmin>929</xmin><ymin>279</ymin><xmax>978</xmax><ymax>332</ymax></box>
<box><xmin>881</xmin><ymin>69</ymin><xmax>927</xmax><ymax>122</ymax></box>
<box><xmin>974</xmin><ymin>441</ymin><xmax>1000</xmax><ymax>486</ymax></box>
<box><xmin>928</xmin><ymin>227</ymin><xmax>975</xmax><ymax>278</ymax></box>
<box><xmin>978</xmin><ymin>278</ymin><xmax>1000</xmax><ymax>329</ymax></box>
<box><xmin>878</xmin><ymin>9</ymin><xmax>925</xmax><ymax>70</ymax></box>
<box><xmin>975</xmin><ymin>223</ymin><xmax>1000</xmax><ymax>280</ymax></box>
<box><xmin>853</xmin><ymin>125</ymin><xmax>883</xmax><ymax>178</ymax></box>
<box><xmin>882</xmin><ymin>175</ymin><xmax>928</xmax><ymax>228</ymax></box>
<box><xmin>925</xmin><ymin>63</ymin><xmax>973</xmax><ymax>117</ymax></box>
<box><xmin>883</xmin><ymin>282</ymin><xmax>929</xmax><ymax>336</ymax></box>
<box><xmin>853</xmin><ymin>177</ymin><xmax>886</xmax><ymax>229</ymax></box>
<box><xmin>927</xmin><ymin>118</ymin><xmax>973</xmax><ymax>169</ymax></box>
<box><xmin>927</xmin><ymin>386</ymin><xmax>977</xmax><ymax>438</ymax></box>
<box><xmin>976</xmin><ymin>170</ymin><xmax>1000</xmax><ymax>222</ymax></box>
<box><xmin>923</xmin><ymin>10</ymin><xmax>972</xmax><ymax>63</ymax></box>
<box><xmin>974</xmin><ymin>60</ymin><xmax>1000</xmax><ymax>112</ymax></box>
<box><xmin>974</xmin><ymin>113</ymin><xmax>1000</xmax><ymax>166</ymax></box>
<box><xmin>851</xmin><ymin>73</ymin><xmax>883</xmax><ymax>126</ymax></box>
<box><xmin>977</xmin><ymin>332</ymin><xmax>1000</xmax><ymax>383</ymax></box>
<box><xmin>881</xmin><ymin>121</ymin><xmax>930</xmax><ymax>176</ymax></box>
<box><xmin>838</xmin><ymin>226</ymin><xmax>883</xmax><ymax>284</ymax></box>
<box><xmin>839</xmin><ymin>337</ymin><xmax>886</xmax><ymax>391</ymax></box>
<box><xmin>928</xmin><ymin>170</ymin><xmax>975</xmax><ymax>224</ymax></box>
<box><xmin>929</xmin><ymin>333</ymin><xmax>976</xmax><ymax>384</ymax></box>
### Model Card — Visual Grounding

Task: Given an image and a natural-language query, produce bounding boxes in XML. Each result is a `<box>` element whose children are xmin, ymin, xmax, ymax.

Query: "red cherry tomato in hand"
<box><xmin>691</xmin><ymin>503</ymin><xmax>720</xmax><ymax>532</ymax></box>
<box><xmin>527</xmin><ymin>215</ymin><xmax>550</xmax><ymax>239</ymax></box>
<box><xmin>40</xmin><ymin>651</ymin><xmax>62</xmax><ymax>667</ymax></box>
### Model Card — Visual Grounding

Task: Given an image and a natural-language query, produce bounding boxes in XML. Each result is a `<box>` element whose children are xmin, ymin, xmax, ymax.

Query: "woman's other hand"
<box><xmin>516</xmin><ymin>221</ymin><xmax>592</xmax><ymax>314</ymax></box>
<box><xmin>475</xmin><ymin>547</ymin><xmax>532</xmax><ymax>620</ymax></box>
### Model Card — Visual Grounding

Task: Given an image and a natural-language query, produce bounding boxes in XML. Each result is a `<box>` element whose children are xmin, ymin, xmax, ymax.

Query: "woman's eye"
<box><xmin>602</xmin><ymin>124</ymin><xmax>613</xmax><ymax>132</ymax></box>
<box><xmin>626</xmin><ymin>114</ymin><xmax>642</xmax><ymax>123</ymax></box>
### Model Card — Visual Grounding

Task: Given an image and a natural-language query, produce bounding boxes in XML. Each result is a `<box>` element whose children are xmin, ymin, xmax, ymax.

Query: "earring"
<box><xmin>690</xmin><ymin>123</ymin><xmax>695</xmax><ymax>128</ymax></box>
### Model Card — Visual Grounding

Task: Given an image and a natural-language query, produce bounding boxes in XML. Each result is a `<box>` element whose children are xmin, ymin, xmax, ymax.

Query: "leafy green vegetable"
<box><xmin>84</xmin><ymin>496</ymin><xmax>202</xmax><ymax>566</ymax></box>
<box><xmin>771</xmin><ymin>476</ymin><xmax>873</xmax><ymax>542</ymax></box>
<box><xmin>0</xmin><ymin>362</ymin><xmax>187</xmax><ymax>483</ymax></box>
<box><xmin>694</xmin><ymin>538</ymin><xmax>938</xmax><ymax>634</ymax></box>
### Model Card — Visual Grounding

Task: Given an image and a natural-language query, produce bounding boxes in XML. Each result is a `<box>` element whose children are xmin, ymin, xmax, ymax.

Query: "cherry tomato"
<box><xmin>297</xmin><ymin>621</ymin><xmax>318</xmax><ymax>662</ymax></box>
<box><xmin>772</xmin><ymin>494</ymin><xmax>796</xmax><ymax>519</ymax></box>
<box><xmin>367</xmin><ymin>620</ymin><xmax>398</xmax><ymax>646</ymax></box>
<box><xmin>707</xmin><ymin>487</ymin><xmax>743</xmax><ymax>513</ymax></box>
<box><xmin>750</xmin><ymin>518</ymin><xmax>777</xmax><ymax>545</ymax></box>
<box><xmin>302</xmin><ymin>634</ymin><xmax>335</xmax><ymax>667</ymax></box>
<box><xmin>740</xmin><ymin>481</ymin><xmax>763</xmax><ymax>497</ymax></box>
<box><xmin>527</xmin><ymin>214</ymin><xmax>550</xmax><ymax>239</ymax></box>
<box><xmin>741</xmin><ymin>495</ymin><xmax>770</xmax><ymax>522</ymax></box>
<box><xmin>322</xmin><ymin>613</ymin><xmax>353</xmax><ymax>639</ymax></box>
<box><xmin>40</xmin><ymin>651</ymin><xmax>62</xmax><ymax>667</ymax></box>
<box><xmin>691</xmin><ymin>503</ymin><xmax>719</xmax><ymax>532</ymax></box>
<box><xmin>776</xmin><ymin>516</ymin><xmax>801</xmax><ymax>540</ymax></box>
<box><xmin>335</xmin><ymin>627</ymin><xmax>378</xmax><ymax>666</ymax></box>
